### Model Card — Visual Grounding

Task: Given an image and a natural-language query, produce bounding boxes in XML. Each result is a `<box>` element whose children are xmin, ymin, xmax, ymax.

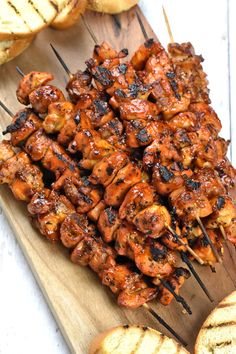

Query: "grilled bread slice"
<box><xmin>86</xmin><ymin>0</ymin><xmax>138</xmax><ymax>14</ymax></box>
<box><xmin>51</xmin><ymin>0</ymin><xmax>87</xmax><ymax>29</ymax></box>
<box><xmin>195</xmin><ymin>291</ymin><xmax>236</xmax><ymax>354</ymax></box>
<box><xmin>0</xmin><ymin>0</ymin><xmax>58</xmax><ymax>40</ymax></box>
<box><xmin>0</xmin><ymin>36</ymin><xmax>34</xmax><ymax>65</ymax></box>
<box><xmin>89</xmin><ymin>325</ymin><xmax>190</xmax><ymax>354</ymax></box>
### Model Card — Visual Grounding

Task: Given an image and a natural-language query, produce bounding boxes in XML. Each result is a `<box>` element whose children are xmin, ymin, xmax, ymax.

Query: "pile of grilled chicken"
<box><xmin>0</xmin><ymin>39</ymin><xmax>236</xmax><ymax>310</ymax></box>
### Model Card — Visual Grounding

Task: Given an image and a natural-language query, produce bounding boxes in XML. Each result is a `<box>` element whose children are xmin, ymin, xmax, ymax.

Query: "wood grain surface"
<box><xmin>0</xmin><ymin>6</ymin><xmax>235</xmax><ymax>354</ymax></box>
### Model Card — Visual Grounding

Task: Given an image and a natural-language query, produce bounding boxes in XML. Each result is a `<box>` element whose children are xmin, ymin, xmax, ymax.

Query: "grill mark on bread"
<box><xmin>131</xmin><ymin>329</ymin><xmax>147</xmax><ymax>353</ymax></box>
<box><xmin>28</xmin><ymin>0</ymin><xmax>47</xmax><ymax>24</ymax></box>
<box><xmin>175</xmin><ymin>342</ymin><xmax>182</xmax><ymax>354</ymax></box>
<box><xmin>218</xmin><ymin>301</ymin><xmax>236</xmax><ymax>308</ymax></box>
<box><xmin>153</xmin><ymin>333</ymin><xmax>164</xmax><ymax>353</ymax></box>
<box><xmin>7</xmin><ymin>1</ymin><xmax>32</xmax><ymax>32</ymax></box>
<box><xmin>203</xmin><ymin>320</ymin><xmax>236</xmax><ymax>329</ymax></box>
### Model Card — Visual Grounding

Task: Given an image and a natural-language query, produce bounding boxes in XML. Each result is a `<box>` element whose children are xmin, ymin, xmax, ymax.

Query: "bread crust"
<box><xmin>51</xmin><ymin>0</ymin><xmax>87</xmax><ymax>29</ymax></box>
<box><xmin>86</xmin><ymin>0</ymin><xmax>138</xmax><ymax>14</ymax></box>
<box><xmin>0</xmin><ymin>36</ymin><xmax>34</xmax><ymax>65</ymax></box>
<box><xmin>195</xmin><ymin>291</ymin><xmax>236</xmax><ymax>354</ymax></box>
<box><xmin>0</xmin><ymin>0</ymin><xmax>58</xmax><ymax>40</ymax></box>
<box><xmin>89</xmin><ymin>325</ymin><xmax>190</xmax><ymax>354</ymax></box>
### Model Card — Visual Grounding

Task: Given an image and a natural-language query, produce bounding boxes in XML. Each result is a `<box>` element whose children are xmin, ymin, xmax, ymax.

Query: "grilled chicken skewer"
<box><xmin>0</xmin><ymin>140</ymin><xmax>189</xmax><ymax>345</ymax></box>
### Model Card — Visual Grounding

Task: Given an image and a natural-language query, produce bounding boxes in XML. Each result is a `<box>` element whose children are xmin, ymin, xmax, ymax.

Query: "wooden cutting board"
<box><xmin>0</xmin><ymin>6</ymin><xmax>235</xmax><ymax>354</ymax></box>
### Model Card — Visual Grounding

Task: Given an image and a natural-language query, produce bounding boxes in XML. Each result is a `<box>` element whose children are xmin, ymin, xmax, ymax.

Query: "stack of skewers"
<box><xmin>0</xmin><ymin>15</ymin><xmax>236</xmax><ymax>346</ymax></box>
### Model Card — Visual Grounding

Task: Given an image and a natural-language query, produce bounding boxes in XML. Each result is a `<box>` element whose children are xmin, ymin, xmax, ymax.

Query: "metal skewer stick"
<box><xmin>0</xmin><ymin>100</ymin><xmax>14</xmax><ymax>118</ymax></box>
<box><xmin>158</xmin><ymin>277</ymin><xmax>192</xmax><ymax>314</ymax></box>
<box><xmin>136</xmin><ymin>11</ymin><xmax>149</xmax><ymax>41</ymax></box>
<box><xmin>143</xmin><ymin>303</ymin><xmax>187</xmax><ymax>346</ymax></box>
<box><xmin>180</xmin><ymin>251</ymin><xmax>214</xmax><ymax>302</ymax></box>
<box><xmin>16</xmin><ymin>66</ymin><xmax>25</xmax><ymax>77</ymax></box>
<box><xmin>81</xmin><ymin>14</ymin><xmax>98</xmax><ymax>44</ymax></box>
<box><xmin>196</xmin><ymin>216</ymin><xmax>222</xmax><ymax>264</ymax></box>
<box><xmin>50</xmin><ymin>44</ymin><xmax>73</xmax><ymax>78</ymax></box>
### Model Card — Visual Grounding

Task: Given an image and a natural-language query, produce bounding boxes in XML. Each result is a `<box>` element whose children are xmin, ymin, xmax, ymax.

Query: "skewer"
<box><xmin>136</xmin><ymin>11</ymin><xmax>149</xmax><ymax>41</ymax></box>
<box><xmin>16</xmin><ymin>66</ymin><xmax>24</xmax><ymax>77</ymax></box>
<box><xmin>81</xmin><ymin>13</ymin><xmax>98</xmax><ymax>44</ymax></box>
<box><xmin>180</xmin><ymin>251</ymin><xmax>214</xmax><ymax>302</ymax></box>
<box><xmin>0</xmin><ymin>99</ymin><xmax>189</xmax><ymax>343</ymax></box>
<box><xmin>0</xmin><ymin>100</ymin><xmax>13</xmax><ymax>118</ymax></box>
<box><xmin>162</xmin><ymin>6</ymin><xmax>174</xmax><ymax>43</ymax></box>
<box><xmin>196</xmin><ymin>216</ymin><xmax>222</xmax><ymax>263</ymax></box>
<box><xmin>158</xmin><ymin>277</ymin><xmax>192</xmax><ymax>315</ymax></box>
<box><xmin>167</xmin><ymin>225</ymin><xmax>204</xmax><ymax>265</ymax></box>
<box><xmin>167</xmin><ymin>225</ymin><xmax>214</xmax><ymax>301</ymax></box>
<box><xmin>160</xmin><ymin>7</ymin><xmax>223</xmax><ymax>266</ymax></box>
<box><xmin>136</xmin><ymin>9</ymin><xmax>216</xmax><ymax>300</ymax></box>
<box><xmin>50</xmin><ymin>44</ymin><xmax>73</xmax><ymax>78</ymax></box>
<box><xmin>143</xmin><ymin>303</ymin><xmax>187</xmax><ymax>347</ymax></box>
<box><xmin>219</xmin><ymin>225</ymin><xmax>235</xmax><ymax>262</ymax></box>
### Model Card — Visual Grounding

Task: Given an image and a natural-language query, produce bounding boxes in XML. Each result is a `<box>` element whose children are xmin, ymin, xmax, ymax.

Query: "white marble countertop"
<box><xmin>0</xmin><ymin>1</ymin><xmax>235</xmax><ymax>353</ymax></box>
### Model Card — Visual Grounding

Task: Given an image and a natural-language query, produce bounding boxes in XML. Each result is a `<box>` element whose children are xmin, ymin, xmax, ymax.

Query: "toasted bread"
<box><xmin>51</xmin><ymin>0</ymin><xmax>87</xmax><ymax>29</ymax></box>
<box><xmin>0</xmin><ymin>36</ymin><xmax>34</xmax><ymax>65</ymax></box>
<box><xmin>0</xmin><ymin>0</ymin><xmax>58</xmax><ymax>40</ymax></box>
<box><xmin>89</xmin><ymin>325</ymin><xmax>190</xmax><ymax>354</ymax></box>
<box><xmin>86</xmin><ymin>0</ymin><xmax>138</xmax><ymax>14</ymax></box>
<box><xmin>195</xmin><ymin>291</ymin><xmax>236</xmax><ymax>354</ymax></box>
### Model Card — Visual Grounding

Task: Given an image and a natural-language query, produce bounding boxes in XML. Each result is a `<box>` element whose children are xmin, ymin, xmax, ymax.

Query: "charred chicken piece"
<box><xmin>160</xmin><ymin>228</ymin><xmax>188</xmax><ymax>252</ymax></box>
<box><xmin>189</xmin><ymin>102</ymin><xmax>221</xmax><ymax>137</ymax></box>
<box><xmin>104</xmin><ymin>162</ymin><xmax>142</xmax><ymax>207</ymax></box>
<box><xmin>66</xmin><ymin>70</ymin><xmax>92</xmax><ymax>103</ymax></box>
<box><xmin>167</xmin><ymin>111</ymin><xmax>198</xmax><ymax>132</ymax></box>
<box><xmin>10</xmin><ymin>164</ymin><xmax>43</xmax><ymax>202</ymax></box>
<box><xmin>68</xmin><ymin>129</ymin><xmax>115</xmax><ymax>169</ymax></box>
<box><xmin>206</xmin><ymin>195</ymin><xmax>236</xmax><ymax>229</ymax></box>
<box><xmin>0</xmin><ymin>151</ymin><xmax>31</xmax><ymax>184</ymax></box>
<box><xmin>143</xmin><ymin>52</ymin><xmax>190</xmax><ymax>119</ymax></box>
<box><xmin>143</xmin><ymin>136</ymin><xmax>181</xmax><ymax>171</ymax></box>
<box><xmin>168</xmin><ymin>42</ymin><xmax>210</xmax><ymax>104</ymax></box>
<box><xmin>154</xmin><ymin>268</ymin><xmax>190</xmax><ymax>306</ymax></box>
<box><xmin>3</xmin><ymin>108</ymin><xmax>42</xmax><ymax>146</ymax></box>
<box><xmin>60</xmin><ymin>213</ymin><xmax>95</xmax><ymax>248</ymax></box>
<box><xmin>216</xmin><ymin>158</ymin><xmax>236</xmax><ymax>189</ymax></box>
<box><xmin>16</xmin><ymin>71</ymin><xmax>54</xmax><ymax>105</ymax></box>
<box><xmin>169</xmin><ymin>186</ymin><xmax>212</xmax><ymax>222</ymax></box>
<box><xmin>29</xmin><ymin>85</ymin><xmax>65</xmax><ymax>114</ymax></box>
<box><xmin>87</xmin><ymin>200</ymin><xmax>106</xmax><ymax>222</ymax></box>
<box><xmin>0</xmin><ymin>146</ymin><xmax>44</xmax><ymax>202</ymax></box>
<box><xmin>119</xmin><ymin>182</ymin><xmax>155</xmax><ymax>223</ymax></box>
<box><xmin>224</xmin><ymin>218</ymin><xmax>236</xmax><ymax>245</ymax></box>
<box><xmin>133</xmin><ymin>204</ymin><xmax>171</xmax><ymax>238</ymax></box>
<box><xmin>190</xmin><ymin>229</ymin><xmax>223</xmax><ymax>265</ymax></box>
<box><xmin>63</xmin><ymin>176</ymin><xmax>103</xmax><ymax>214</ymax></box>
<box><xmin>193</xmin><ymin>168</ymin><xmax>226</xmax><ymax>199</ymax></box>
<box><xmin>119</xmin><ymin>98</ymin><xmax>159</xmax><ymax>121</ymax></box>
<box><xmin>131</xmin><ymin>39</ymin><xmax>163</xmax><ymax>70</ymax></box>
<box><xmin>98</xmin><ymin>117</ymin><xmax>123</xmax><ymax>139</ymax></box>
<box><xmin>0</xmin><ymin>140</ymin><xmax>15</xmax><ymax>166</ymax></box>
<box><xmin>125</xmin><ymin>119</ymin><xmax>171</xmax><ymax>148</ymax></box>
<box><xmin>152</xmin><ymin>162</ymin><xmax>193</xmax><ymax>196</ymax></box>
<box><xmin>89</xmin><ymin>151</ymin><xmax>129</xmax><ymax>187</ymax></box>
<box><xmin>43</xmin><ymin>101</ymin><xmax>75</xmax><ymax>134</ymax></box>
<box><xmin>98</xmin><ymin>207</ymin><xmax>121</xmax><ymax>243</ymax></box>
<box><xmin>28</xmin><ymin>189</ymin><xmax>75</xmax><ymax>242</ymax></box>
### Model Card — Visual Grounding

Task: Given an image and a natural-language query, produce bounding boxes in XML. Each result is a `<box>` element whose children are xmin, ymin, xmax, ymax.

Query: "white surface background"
<box><xmin>0</xmin><ymin>0</ymin><xmax>235</xmax><ymax>353</ymax></box>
